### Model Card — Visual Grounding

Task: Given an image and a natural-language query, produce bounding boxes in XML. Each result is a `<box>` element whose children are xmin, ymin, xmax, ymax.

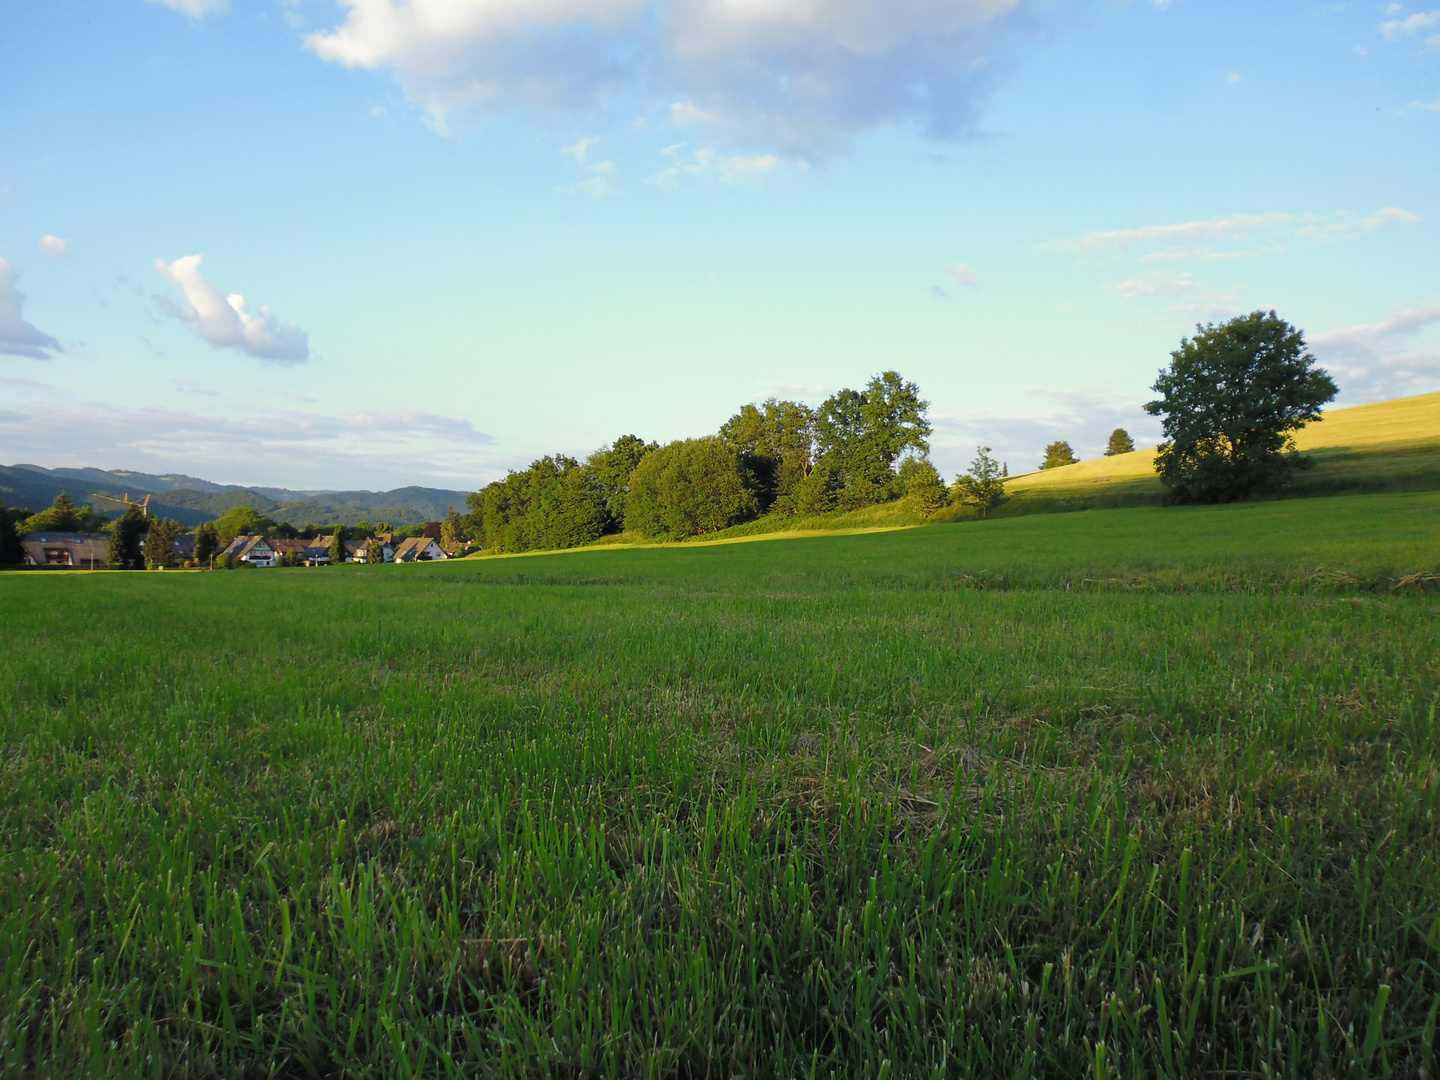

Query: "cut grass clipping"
<box><xmin>2</xmin><ymin>490</ymin><xmax>1438</xmax><ymax>1077</ymax></box>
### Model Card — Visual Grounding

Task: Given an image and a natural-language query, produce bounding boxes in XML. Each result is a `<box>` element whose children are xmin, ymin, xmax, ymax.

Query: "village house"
<box><xmin>268</xmin><ymin>538</ymin><xmax>334</xmax><ymax>566</ymax></box>
<box><xmin>222</xmin><ymin>535</ymin><xmax>278</xmax><ymax>567</ymax></box>
<box><xmin>20</xmin><ymin>532</ymin><xmax>109</xmax><ymax>568</ymax></box>
<box><xmin>391</xmin><ymin>536</ymin><xmax>448</xmax><ymax>563</ymax></box>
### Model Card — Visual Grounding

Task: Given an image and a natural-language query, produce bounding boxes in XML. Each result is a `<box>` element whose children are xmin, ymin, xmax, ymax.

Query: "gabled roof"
<box><xmin>391</xmin><ymin>536</ymin><xmax>447</xmax><ymax>562</ymax></box>
<box><xmin>223</xmin><ymin>535</ymin><xmax>274</xmax><ymax>558</ymax></box>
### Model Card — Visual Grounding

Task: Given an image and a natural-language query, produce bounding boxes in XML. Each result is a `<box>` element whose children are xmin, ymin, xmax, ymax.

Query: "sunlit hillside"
<box><xmin>1001</xmin><ymin>390</ymin><xmax>1440</xmax><ymax>511</ymax></box>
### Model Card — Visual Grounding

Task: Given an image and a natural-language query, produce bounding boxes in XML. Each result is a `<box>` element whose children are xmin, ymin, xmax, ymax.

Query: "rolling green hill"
<box><xmin>0</xmin><ymin>463</ymin><xmax>468</xmax><ymax>527</ymax></box>
<box><xmin>999</xmin><ymin>390</ymin><xmax>1440</xmax><ymax>513</ymax></box>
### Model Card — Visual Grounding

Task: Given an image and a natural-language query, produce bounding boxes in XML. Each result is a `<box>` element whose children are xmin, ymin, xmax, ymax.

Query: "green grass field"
<box><xmin>3</xmin><ymin>491</ymin><xmax>1439</xmax><ymax>1077</ymax></box>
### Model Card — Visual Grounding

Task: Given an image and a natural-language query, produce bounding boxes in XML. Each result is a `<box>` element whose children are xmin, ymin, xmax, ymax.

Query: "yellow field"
<box><xmin>1005</xmin><ymin>390</ymin><xmax>1440</xmax><ymax>502</ymax></box>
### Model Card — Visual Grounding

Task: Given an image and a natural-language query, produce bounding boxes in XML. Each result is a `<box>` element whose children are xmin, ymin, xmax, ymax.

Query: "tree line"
<box><xmin>461</xmin><ymin>372</ymin><xmax>960</xmax><ymax>552</ymax></box>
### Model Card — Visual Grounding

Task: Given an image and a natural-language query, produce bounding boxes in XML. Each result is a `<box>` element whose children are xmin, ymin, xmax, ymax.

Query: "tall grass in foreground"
<box><xmin>2</xmin><ymin>492</ymin><xmax>1438</xmax><ymax>1077</ymax></box>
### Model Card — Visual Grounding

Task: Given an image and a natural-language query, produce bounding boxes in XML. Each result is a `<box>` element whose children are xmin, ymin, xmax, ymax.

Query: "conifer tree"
<box><xmin>107</xmin><ymin>505</ymin><xmax>146</xmax><ymax>570</ymax></box>
<box><xmin>1105</xmin><ymin>428</ymin><xmax>1136</xmax><ymax>456</ymax></box>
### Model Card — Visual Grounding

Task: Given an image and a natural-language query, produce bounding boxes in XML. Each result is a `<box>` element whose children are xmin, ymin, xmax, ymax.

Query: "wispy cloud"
<box><xmin>1310</xmin><ymin>300</ymin><xmax>1440</xmax><ymax>400</ymax></box>
<box><xmin>302</xmin><ymin>0</ymin><xmax>1050</xmax><ymax>156</ymax></box>
<box><xmin>155</xmin><ymin>254</ymin><xmax>310</xmax><ymax>362</ymax></box>
<box><xmin>1108</xmin><ymin>272</ymin><xmax>1194</xmax><ymax>299</ymax></box>
<box><xmin>1045</xmin><ymin>213</ymin><xmax>1293</xmax><ymax>255</ymax></box>
<box><xmin>944</xmin><ymin>263</ymin><xmax>980</xmax><ymax>288</ymax></box>
<box><xmin>559</xmin><ymin>137</ymin><xmax>619</xmax><ymax>197</ymax></box>
<box><xmin>648</xmin><ymin>146</ymin><xmax>790</xmax><ymax>187</ymax></box>
<box><xmin>39</xmin><ymin>235</ymin><xmax>70</xmax><ymax>259</ymax></box>
<box><xmin>0</xmin><ymin>404</ymin><xmax>498</xmax><ymax>489</ymax></box>
<box><xmin>0</xmin><ymin>258</ymin><xmax>62</xmax><ymax>360</ymax></box>
<box><xmin>147</xmin><ymin>0</ymin><xmax>230</xmax><ymax>16</ymax></box>
<box><xmin>1046</xmin><ymin>208</ymin><xmax>1421</xmax><ymax>261</ymax></box>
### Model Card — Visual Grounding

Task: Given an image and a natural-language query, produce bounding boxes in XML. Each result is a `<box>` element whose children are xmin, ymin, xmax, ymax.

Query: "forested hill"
<box><xmin>0</xmin><ymin>464</ymin><xmax>467</xmax><ymax>527</ymax></box>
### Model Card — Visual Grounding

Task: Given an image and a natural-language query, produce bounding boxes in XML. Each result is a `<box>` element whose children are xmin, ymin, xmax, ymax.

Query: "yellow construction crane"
<box><xmin>93</xmin><ymin>492</ymin><xmax>152</xmax><ymax>517</ymax></box>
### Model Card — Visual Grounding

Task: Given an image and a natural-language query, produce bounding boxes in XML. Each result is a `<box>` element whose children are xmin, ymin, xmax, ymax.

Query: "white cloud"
<box><xmin>1380</xmin><ymin>8</ymin><xmax>1440</xmax><ymax>47</ymax></box>
<box><xmin>148</xmin><ymin>0</ymin><xmax>230</xmax><ymax>16</ymax></box>
<box><xmin>39</xmin><ymin>235</ymin><xmax>70</xmax><ymax>259</ymax></box>
<box><xmin>1109</xmin><ymin>272</ymin><xmax>1194</xmax><ymax>299</ymax></box>
<box><xmin>649</xmin><ymin>146</ymin><xmax>789</xmax><ymax>186</ymax></box>
<box><xmin>1414</xmin><ymin>97</ymin><xmax>1440</xmax><ymax>112</ymax></box>
<box><xmin>1226</xmin><ymin>72</ymin><xmax>1242</xmax><ymax>84</ymax></box>
<box><xmin>944</xmin><ymin>263</ymin><xmax>980</xmax><ymax>288</ymax></box>
<box><xmin>0</xmin><ymin>258</ymin><xmax>62</xmax><ymax>360</ymax></box>
<box><xmin>1046</xmin><ymin>213</ymin><xmax>1293</xmax><ymax>255</ymax></box>
<box><xmin>1295</xmin><ymin>206</ymin><xmax>1423</xmax><ymax>241</ymax></box>
<box><xmin>305</xmin><ymin>0</ymin><xmax>1045</xmax><ymax>154</ymax></box>
<box><xmin>155</xmin><ymin>254</ymin><xmax>309</xmax><ymax>362</ymax></box>
<box><xmin>1310</xmin><ymin>300</ymin><xmax>1440</xmax><ymax>400</ymax></box>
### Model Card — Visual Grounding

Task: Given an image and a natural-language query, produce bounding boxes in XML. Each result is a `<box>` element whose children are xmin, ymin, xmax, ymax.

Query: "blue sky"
<box><xmin>1</xmin><ymin>0</ymin><xmax>1436</xmax><ymax>490</ymax></box>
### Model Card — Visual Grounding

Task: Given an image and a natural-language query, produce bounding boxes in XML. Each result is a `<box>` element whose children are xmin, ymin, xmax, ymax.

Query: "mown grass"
<box><xmin>2</xmin><ymin>491</ymin><xmax>1438</xmax><ymax>1078</ymax></box>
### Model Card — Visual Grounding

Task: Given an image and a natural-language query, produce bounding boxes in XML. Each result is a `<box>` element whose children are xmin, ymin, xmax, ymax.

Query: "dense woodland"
<box><xmin>465</xmin><ymin>371</ymin><xmax>957</xmax><ymax>552</ymax></box>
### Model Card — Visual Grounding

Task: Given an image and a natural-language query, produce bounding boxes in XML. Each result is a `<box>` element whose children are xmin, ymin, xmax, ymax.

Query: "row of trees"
<box><xmin>1038</xmin><ymin>428</ymin><xmax>1136</xmax><ymax>472</ymax></box>
<box><xmin>465</xmin><ymin>372</ymin><xmax>946</xmax><ymax>551</ymax></box>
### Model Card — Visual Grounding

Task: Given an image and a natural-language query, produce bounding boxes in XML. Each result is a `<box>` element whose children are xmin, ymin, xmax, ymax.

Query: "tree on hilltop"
<box><xmin>1146</xmin><ymin>310</ymin><xmax>1336</xmax><ymax>502</ymax></box>
<box><xmin>1040</xmin><ymin>441</ymin><xmax>1078</xmax><ymax>470</ymax></box>
<box><xmin>1105</xmin><ymin>428</ymin><xmax>1136</xmax><ymax>456</ymax></box>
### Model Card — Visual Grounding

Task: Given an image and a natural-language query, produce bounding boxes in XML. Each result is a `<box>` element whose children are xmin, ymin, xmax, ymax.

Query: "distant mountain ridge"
<box><xmin>0</xmin><ymin>464</ymin><xmax>469</xmax><ymax>528</ymax></box>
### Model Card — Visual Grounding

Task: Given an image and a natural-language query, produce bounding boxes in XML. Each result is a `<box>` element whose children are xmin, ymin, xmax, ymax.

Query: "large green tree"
<box><xmin>585</xmin><ymin>435</ymin><xmax>656</xmax><ymax>531</ymax></box>
<box><xmin>624</xmin><ymin>437</ymin><xmax>761</xmax><ymax>539</ymax></box>
<box><xmin>194</xmin><ymin>522</ymin><xmax>219</xmax><ymax>566</ymax></box>
<box><xmin>440</xmin><ymin>506</ymin><xmax>467</xmax><ymax>547</ymax></box>
<box><xmin>145</xmin><ymin>517</ymin><xmax>182</xmax><ymax>569</ymax></box>
<box><xmin>1145</xmin><ymin>310</ymin><xmax>1337</xmax><ymax>503</ymax></box>
<box><xmin>328</xmin><ymin>530</ymin><xmax>346</xmax><ymax>565</ymax></box>
<box><xmin>474</xmin><ymin>455</ymin><xmax>611</xmax><ymax>554</ymax></box>
<box><xmin>719</xmin><ymin>400</ymin><xmax>815</xmax><ymax>508</ymax></box>
<box><xmin>213</xmin><ymin>505</ymin><xmax>276</xmax><ymax>549</ymax></box>
<box><xmin>814</xmin><ymin>372</ymin><xmax>931</xmax><ymax>506</ymax></box>
<box><xmin>22</xmin><ymin>492</ymin><xmax>84</xmax><ymax>533</ymax></box>
<box><xmin>107</xmin><ymin>505</ymin><xmax>146</xmax><ymax>570</ymax></box>
<box><xmin>0</xmin><ymin>501</ymin><xmax>23</xmax><ymax>564</ymax></box>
